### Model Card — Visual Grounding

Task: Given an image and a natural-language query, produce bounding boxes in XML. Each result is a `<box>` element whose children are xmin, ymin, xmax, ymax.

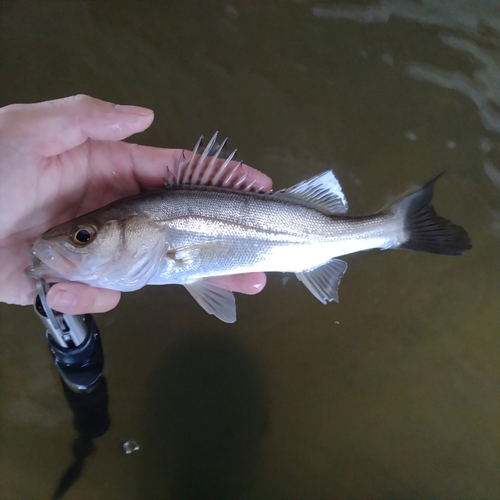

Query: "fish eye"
<box><xmin>70</xmin><ymin>224</ymin><xmax>97</xmax><ymax>246</ymax></box>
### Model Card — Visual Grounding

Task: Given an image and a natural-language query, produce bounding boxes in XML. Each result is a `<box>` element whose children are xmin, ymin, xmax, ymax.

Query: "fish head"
<box><xmin>25</xmin><ymin>212</ymin><xmax>166</xmax><ymax>291</ymax></box>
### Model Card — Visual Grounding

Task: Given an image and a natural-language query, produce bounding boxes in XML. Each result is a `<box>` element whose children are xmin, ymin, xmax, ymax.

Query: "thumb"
<box><xmin>46</xmin><ymin>282</ymin><xmax>121</xmax><ymax>314</ymax></box>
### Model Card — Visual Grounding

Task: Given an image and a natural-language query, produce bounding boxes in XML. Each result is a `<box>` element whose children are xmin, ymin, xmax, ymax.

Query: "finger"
<box><xmin>125</xmin><ymin>143</ymin><xmax>273</xmax><ymax>192</ymax></box>
<box><xmin>0</xmin><ymin>246</ymin><xmax>38</xmax><ymax>306</ymax></box>
<box><xmin>0</xmin><ymin>94</ymin><xmax>154</xmax><ymax>158</ymax></box>
<box><xmin>211</xmin><ymin>272</ymin><xmax>267</xmax><ymax>295</ymax></box>
<box><xmin>46</xmin><ymin>282</ymin><xmax>121</xmax><ymax>314</ymax></box>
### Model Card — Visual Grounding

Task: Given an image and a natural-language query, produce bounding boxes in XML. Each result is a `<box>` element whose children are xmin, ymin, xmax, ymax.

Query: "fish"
<box><xmin>25</xmin><ymin>133</ymin><xmax>472</xmax><ymax>322</ymax></box>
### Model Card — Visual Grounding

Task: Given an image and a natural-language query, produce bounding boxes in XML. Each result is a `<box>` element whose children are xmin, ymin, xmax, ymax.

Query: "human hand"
<box><xmin>0</xmin><ymin>95</ymin><xmax>271</xmax><ymax>314</ymax></box>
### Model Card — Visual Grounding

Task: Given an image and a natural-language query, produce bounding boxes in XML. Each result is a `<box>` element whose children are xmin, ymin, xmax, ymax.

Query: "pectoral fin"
<box><xmin>296</xmin><ymin>258</ymin><xmax>348</xmax><ymax>304</ymax></box>
<box><xmin>184</xmin><ymin>279</ymin><xmax>237</xmax><ymax>323</ymax></box>
<box><xmin>169</xmin><ymin>246</ymin><xmax>201</xmax><ymax>265</ymax></box>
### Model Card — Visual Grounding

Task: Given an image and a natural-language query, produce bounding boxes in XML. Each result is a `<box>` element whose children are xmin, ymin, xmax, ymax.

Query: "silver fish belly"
<box><xmin>25</xmin><ymin>133</ymin><xmax>471</xmax><ymax>322</ymax></box>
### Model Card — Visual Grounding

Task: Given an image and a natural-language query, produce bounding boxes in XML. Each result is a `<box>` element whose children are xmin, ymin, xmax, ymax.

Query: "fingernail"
<box><xmin>115</xmin><ymin>104</ymin><xmax>154</xmax><ymax>116</ymax></box>
<box><xmin>47</xmin><ymin>289</ymin><xmax>77</xmax><ymax>310</ymax></box>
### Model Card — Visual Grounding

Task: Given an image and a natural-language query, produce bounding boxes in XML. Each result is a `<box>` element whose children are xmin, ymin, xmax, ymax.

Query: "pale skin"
<box><xmin>0</xmin><ymin>95</ymin><xmax>271</xmax><ymax>314</ymax></box>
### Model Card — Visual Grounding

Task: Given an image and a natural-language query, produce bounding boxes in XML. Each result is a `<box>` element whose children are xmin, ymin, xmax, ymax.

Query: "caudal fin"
<box><xmin>394</xmin><ymin>174</ymin><xmax>471</xmax><ymax>256</ymax></box>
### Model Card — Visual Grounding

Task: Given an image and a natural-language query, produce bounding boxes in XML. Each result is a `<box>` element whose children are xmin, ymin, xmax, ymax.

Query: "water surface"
<box><xmin>1</xmin><ymin>1</ymin><xmax>498</xmax><ymax>498</ymax></box>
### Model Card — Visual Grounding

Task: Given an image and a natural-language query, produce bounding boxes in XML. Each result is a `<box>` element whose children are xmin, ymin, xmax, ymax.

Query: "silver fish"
<box><xmin>25</xmin><ymin>133</ymin><xmax>471</xmax><ymax>322</ymax></box>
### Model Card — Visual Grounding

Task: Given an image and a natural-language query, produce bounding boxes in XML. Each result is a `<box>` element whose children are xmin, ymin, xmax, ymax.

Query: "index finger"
<box><xmin>123</xmin><ymin>141</ymin><xmax>273</xmax><ymax>193</ymax></box>
<box><xmin>0</xmin><ymin>94</ymin><xmax>154</xmax><ymax>158</ymax></box>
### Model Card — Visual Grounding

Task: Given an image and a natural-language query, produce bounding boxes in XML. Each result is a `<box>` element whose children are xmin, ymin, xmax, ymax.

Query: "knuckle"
<box><xmin>71</xmin><ymin>94</ymin><xmax>92</xmax><ymax>104</ymax></box>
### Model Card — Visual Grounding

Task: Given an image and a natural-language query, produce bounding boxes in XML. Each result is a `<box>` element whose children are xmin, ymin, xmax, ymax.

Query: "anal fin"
<box><xmin>185</xmin><ymin>279</ymin><xmax>237</xmax><ymax>323</ymax></box>
<box><xmin>296</xmin><ymin>258</ymin><xmax>348</xmax><ymax>304</ymax></box>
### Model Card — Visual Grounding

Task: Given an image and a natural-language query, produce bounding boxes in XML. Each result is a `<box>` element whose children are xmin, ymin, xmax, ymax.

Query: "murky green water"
<box><xmin>1</xmin><ymin>1</ymin><xmax>499</xmax><ymax>498</ymax></box>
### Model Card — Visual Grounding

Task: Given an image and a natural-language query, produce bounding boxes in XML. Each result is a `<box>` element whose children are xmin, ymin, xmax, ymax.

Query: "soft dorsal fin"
<box><xmin>273</xmin><ymin>170</ymin><xmax>348</xmax><ymax>214</ymax></box>
<box><xmin>165</xmin><ymin>132</ymin><xmax>267</xmax><ymax>193</ymax></box>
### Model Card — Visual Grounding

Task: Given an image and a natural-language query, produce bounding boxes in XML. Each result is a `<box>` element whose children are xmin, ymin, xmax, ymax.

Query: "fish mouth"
<box><xmin>24</xmin><ymin>239</ymin><xmax>78</xmax><ymax>281</ymax></box>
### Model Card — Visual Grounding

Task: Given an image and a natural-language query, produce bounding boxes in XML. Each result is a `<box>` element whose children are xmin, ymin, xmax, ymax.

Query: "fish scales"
<box><xmin>129</xmin><ymin>187</ymin><xmax>399</xmax><ymax>245</ymax></box>
<box><xmin>25</xmin><ymin>133</ymin><xmax>471</xmax><ymax>322</ymax></box>
<box><xmin>114</xmin><ymin>187</ymin><xmax>401</xmax><ymax>282</ymax></box>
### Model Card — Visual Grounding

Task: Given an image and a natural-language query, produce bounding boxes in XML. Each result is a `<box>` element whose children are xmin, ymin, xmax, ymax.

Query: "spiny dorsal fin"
<box><xmin>273</xmin><ymin>170</ymin><xmax>348</xmax><ymax>214</ymax></box>
<box><xmin>165</xmin><ymin>132</ymin><xmax>267</xmax><ymax>193</ymax></box>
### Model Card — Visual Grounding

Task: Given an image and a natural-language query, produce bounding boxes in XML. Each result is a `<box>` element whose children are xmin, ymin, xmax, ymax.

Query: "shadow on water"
<box><xmin>140</xmin><ymin>330</ymin><xmax>269</xmax><ymax>500</ymax></box>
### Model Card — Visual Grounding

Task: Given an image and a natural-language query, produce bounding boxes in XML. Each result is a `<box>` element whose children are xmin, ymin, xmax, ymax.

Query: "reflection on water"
<box><xmin>1</xmin><ymin>0</ymin><xmax>499</xmax><ymax>498</ymax></box>
<box><xmin>316</xmin><ymin>1</ymin><xmax>500</xmax><ymax>137</ymax></box>
<box><xmin>51</xmin><ymin>377</ymin><xmax>110</xmax><ymax>500</ymax></box>
<box><xmin>313</xmin><ymin>0</ymin><xmax>500</xmax><ymax>32</ymax></box>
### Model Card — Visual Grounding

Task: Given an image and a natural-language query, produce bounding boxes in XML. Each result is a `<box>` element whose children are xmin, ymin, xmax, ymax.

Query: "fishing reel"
<box><xmin>33</xmin><ymin>277</ymin><xmax>104</xmax><ymax>393</ymax></box>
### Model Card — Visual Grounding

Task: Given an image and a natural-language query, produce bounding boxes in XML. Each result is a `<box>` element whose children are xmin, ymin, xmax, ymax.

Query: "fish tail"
<box><xmin>393</xmin><ymin>173</ymin><xmax>471</xmax><ymax>255</ymax></box>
